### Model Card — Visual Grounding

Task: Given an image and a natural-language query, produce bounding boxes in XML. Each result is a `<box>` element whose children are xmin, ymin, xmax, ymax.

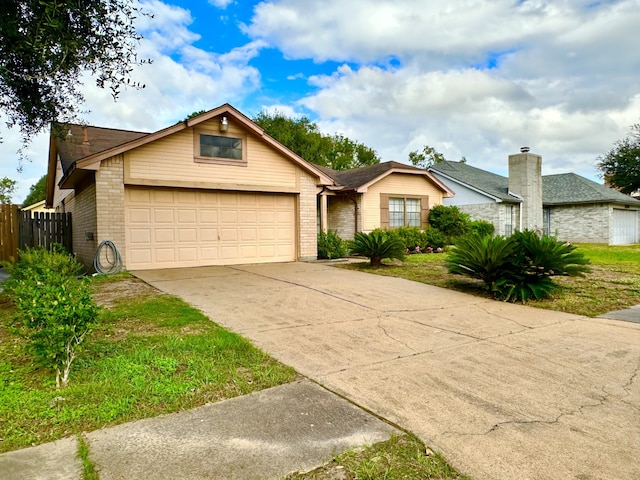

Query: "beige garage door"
<box><xmin>125</xmin><ymin>187</ymin><xmax>296</xmax><ymax>270</ymax></box>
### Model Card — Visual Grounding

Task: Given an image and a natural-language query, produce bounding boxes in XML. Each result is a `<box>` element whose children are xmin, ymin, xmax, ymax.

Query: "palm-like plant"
<box><xmin>447</xmin><ymin>231</ymin><xmax>591</xmax><ymax>302</ymax></box>
<box><xmin>446</xmin><ymin>234</ymin><xmax>518</xmax><ymax>292</ymax></box>
<box><xmin>350</xmin><ymin>230</ymin><xmax>405</xmax><ymax>266</ymax></box>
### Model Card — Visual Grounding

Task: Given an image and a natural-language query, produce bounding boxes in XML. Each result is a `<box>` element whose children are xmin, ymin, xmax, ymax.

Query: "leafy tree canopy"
<box><xmin>22</xmin><ymin>174</ymin><xmax>47</xmax><ymax>206</ymax></box>
<box><xmin>409</xmin><ymin>145</ymin><xmax>446</xmax><ymax>169</ymax></box>
<box><xmin>0</xmin><ymin>176</ymin><xmax>17</xmax><ymax>204</ymax></box>
<box><xmin>409</xmin><ymin>145</ymin><xmax>467</xmax><ymax>169</ymax></box>
<box><xmin>597</xmin><ymin>124</ymin><xmax>640</xmax><ymax>195</ymax></box>
<box><xmin>0</xmin><ymin>0</ymin><xmax>150</xmax><ymax>147</ymax></box>
<box><xmin>253</xmin><ymin>111</ymin><xmax>380</xmax><ymax>170</ymax></box>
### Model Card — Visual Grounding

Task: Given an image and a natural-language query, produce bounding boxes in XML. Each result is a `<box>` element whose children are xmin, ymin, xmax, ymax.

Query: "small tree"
<box><xmin>0</xmin><ymin>177</ymin><xmax>17</xmax><ymax>204</ymax></box>
<box><xmin>597</xmin><ymin>124</ymin><xmax>640</xmax><ymax>195</ymax></box>
<box><xmin>5</xmin><ymin>247</ymin><xmax>99</xmax><ymax>388</ymax></box>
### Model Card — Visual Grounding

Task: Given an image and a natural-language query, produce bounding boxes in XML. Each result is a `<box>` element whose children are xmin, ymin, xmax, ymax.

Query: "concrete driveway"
<box><xmin>134</xmin><ymin>262</ymin><xmax>640</xmax><ymax>480</ymax></box>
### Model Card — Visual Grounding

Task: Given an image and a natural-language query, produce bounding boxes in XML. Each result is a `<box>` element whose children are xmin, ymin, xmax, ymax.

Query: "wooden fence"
<box><xmin>0</xmin><ymin>206</ymin><xmax>72</xmax><ymax>262</ymax></box>
<box><xmin>0</xmin><ymin>204</ymin><xmax>19</xmax><ymax>263</ymax></box>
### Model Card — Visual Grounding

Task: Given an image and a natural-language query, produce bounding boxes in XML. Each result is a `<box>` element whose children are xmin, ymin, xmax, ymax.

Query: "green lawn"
<box><xmin>0</xmin><ymin>275</ymin><xmax>296</xmax><ymax>453</ymax></box>
<box><xmin>339</xmin><ymin>243</ymin><xmax>640</xmax><ymax>317</ymax></box>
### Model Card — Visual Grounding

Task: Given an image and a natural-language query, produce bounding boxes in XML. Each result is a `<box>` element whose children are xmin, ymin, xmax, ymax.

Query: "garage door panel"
<box><xmin>612</xmin><ymin>209</ymin><xmax>638</xmax><ymax>245</ymax></box>
<box><xmin>129</xmin><ymin>208</ymin><xmax>151</xmax><ymax>223</ymax></box>
<box><xmin>154</xmin><ymin>209</ymin><xmax>174</xmax><ymax>223</ymax></box>
<box><xmin>130</xmin><ymin>228</ymin><xmax>152</xmax><ymax>244</ymax></box>
<box><xmin>178</xmin><ymin>228</ymin><xmax>197</xmax><ymax>242</ymax></box>
<box><xmin>154</xmin><ymin>229</ymin><xmax>174</xmax><ymax>243</ymax></box>
<box><xmin>200</xmin><ymin>228</ymin><xmax>218</xmax><ymax>241</ymax></box>
<box><xmin>155</xmin><ymin>248</ymin><xmax>176</xmax><ymax>263</ymax></box>
<box><xmin>178</xmin><ymin>248</ymin><xmax>198</xmax><ymax>261</ymax></box>
<box><xmin>153</xmin><ymin>190</ymin><xmax>174</xmax><ymax>203</ymax></box>
<box><xmin>125</xmin><ymin>188</ymin><xmax>296</xmax><ymax>269</ymax></box>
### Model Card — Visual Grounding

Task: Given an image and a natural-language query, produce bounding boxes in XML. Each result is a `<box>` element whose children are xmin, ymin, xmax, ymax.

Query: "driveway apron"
<box><xmin>133</xmin><ymin>262</ymin><xmax>640</xmax><ymax>480</ymax></box>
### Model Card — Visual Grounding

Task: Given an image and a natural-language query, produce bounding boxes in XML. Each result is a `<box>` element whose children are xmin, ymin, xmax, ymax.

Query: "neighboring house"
<box><xmin>429</xmin><ymin>151</ymin><xmax>640</xmax><ymax>245</ymax></box>
<box><xmin>318</xmin><ymin>161</ymin><xmax>453</xmax><ymax>239</ymax></box>
<box><xmin>20</xmin><ymin>200</ymin><xmax>55</xmax><ymax>217</ymax></box>
<box><xmin>46</xmin><ymin>104</ymin><xmax>333</xmax><ymax>270</ymax></box>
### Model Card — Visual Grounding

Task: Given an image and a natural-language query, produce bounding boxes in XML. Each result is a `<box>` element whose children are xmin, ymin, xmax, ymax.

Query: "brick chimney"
<box><xmin>508</xmin><ymin>148</ymin><xmax>543</xmax><ymax>232</ymax></box>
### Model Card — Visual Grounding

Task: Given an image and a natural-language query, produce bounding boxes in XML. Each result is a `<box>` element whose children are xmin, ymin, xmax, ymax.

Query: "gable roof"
<box><xmin>323</xmin><ymin>161</ymin><xmax>453</xmax><ymax>195</ymax></box>
<box><xmin>429</xmin><ymin>160</ymin><xmax>520</xmax><ymax>203</ymax></box>
<box><xmin>46</xmin><ymin>103</ymin><xmax>334</xmax><ymax>206</ymax></box>
<box><xmin>430</xmin><ymin>160</ymin><xmax>640</xmax><ymax>207</ymax></box>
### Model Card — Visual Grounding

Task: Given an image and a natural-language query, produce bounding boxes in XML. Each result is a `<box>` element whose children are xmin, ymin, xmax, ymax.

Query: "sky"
<box><xmin>2</xmin><ymin>0</ymin><xmax>639</xmax><ymax>203</ymax></box>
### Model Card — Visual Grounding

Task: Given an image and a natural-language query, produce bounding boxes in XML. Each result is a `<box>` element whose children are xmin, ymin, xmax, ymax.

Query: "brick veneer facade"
<box><xmin>298</xmin><ymin>170</ymin><xmax>318</xmax><ymax>260</ymax></box>
<box><xmin>95</xmin><ymin>155</ymin><xmax>126</xmax><ymax>266</ymax></box>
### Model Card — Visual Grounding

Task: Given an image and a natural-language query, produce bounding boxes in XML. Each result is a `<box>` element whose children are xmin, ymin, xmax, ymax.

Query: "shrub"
<box><xmin>5</xmin><ymin>247</ymin><xmax>99</xmax><ymax>388</ymax></box>
<box><xmin>468</xmin><ymin>220</ymin><xmax>495</xmax><ymax>238</ymax></box>
<box><xmin>317</xmin><ymin>230</ymin><xmax>348</xmax><ymax>259</ymax></box>
<box><xmin>394</xmin><ymin>226</ymin><xmax>424</xmax><ymax>251</ymax></box>
<box><xmin>423</xmin><ymin>227</ymin><xmax>447</xmax><ymax>250</ymax></box>
<box><xmin>428</xmin><ymin>205</ymin><xmax>470</xmax><ymax>242</ymax></box>
<box><xmin>446</xmin><ymin>231</ymin><xmax>591</xmax><ymax>302</ymax></box>
<box><xmin>350</xmin><ymin>230</ymin><xmax>405</xmax><ymax>266</ymax></box>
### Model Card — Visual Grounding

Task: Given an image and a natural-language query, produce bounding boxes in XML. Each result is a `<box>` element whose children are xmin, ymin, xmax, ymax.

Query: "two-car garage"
<box><xmin>124</xmin><ymin>187</ymin><xmax>296</xmax><ymax>270</ymax></box>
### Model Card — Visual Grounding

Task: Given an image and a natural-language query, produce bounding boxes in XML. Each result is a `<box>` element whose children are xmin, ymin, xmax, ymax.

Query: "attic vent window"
<box><xmin>194</xmin><ymin>131</ymin><xmax>247</xmax><ymax>166</ymax></box>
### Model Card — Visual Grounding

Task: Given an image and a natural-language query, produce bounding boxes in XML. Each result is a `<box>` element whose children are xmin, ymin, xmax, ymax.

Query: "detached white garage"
<box><xmin>125</xmin><ymin>187</ymin><xmax>296</xmax><ymax>270</ymax></box>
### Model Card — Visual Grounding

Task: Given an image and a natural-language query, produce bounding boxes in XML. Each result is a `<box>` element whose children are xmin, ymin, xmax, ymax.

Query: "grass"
<box><xmin>339</xmin><ymin>243</ymin><xmax>640</xmax><ymax>316</ymax></box>
<box><xmin>284</xmin><ymin>434</ymin><xmax>469</xmax><ymax>480</ymax></box>
<box><xmin>0</xmin><ymin>275</ymin><xmax>296</xmax><ymax>453</ymax></box>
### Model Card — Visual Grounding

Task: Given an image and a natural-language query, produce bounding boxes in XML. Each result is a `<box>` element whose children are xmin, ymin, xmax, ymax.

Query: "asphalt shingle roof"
<box><xmin>53</xmin><ymin>123</ymin><xmax>149</xmax><ymax>174</ymax></box>
<box><xmin>323</xmin><ymin>161</ymin><xmax>427</xmax><ymax>189</ymax></box>
<box><xmin>430</xmin><ymin>160</ymin><xmax>640</xmax><ymax>206</ymax></box>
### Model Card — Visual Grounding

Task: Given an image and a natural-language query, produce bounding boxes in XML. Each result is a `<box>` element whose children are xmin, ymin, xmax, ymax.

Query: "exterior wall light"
<box><xmin>220</xmin><ymin>116</ymin><xmax>229</xmax><ymax>132</ymax></box>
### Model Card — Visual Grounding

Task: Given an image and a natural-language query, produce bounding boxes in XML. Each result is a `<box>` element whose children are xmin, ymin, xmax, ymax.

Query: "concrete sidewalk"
<box><xmin>134</xmin><ymin>263</ymin><xmax>640</xmax><ymax>480</ymax></box>
<box><xmin>0</xmin><ymin>380</ymin><xmax>398</xmax><ymax>480</ymax></box>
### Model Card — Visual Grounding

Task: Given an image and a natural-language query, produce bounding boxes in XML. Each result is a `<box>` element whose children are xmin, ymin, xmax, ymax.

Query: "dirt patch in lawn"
<box><xmin>92</xmin><ymin>276</ymin><xmax>162</xmax><ymax>309</ymax></box>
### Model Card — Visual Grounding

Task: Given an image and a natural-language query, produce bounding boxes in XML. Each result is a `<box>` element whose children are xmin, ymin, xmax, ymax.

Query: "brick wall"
<box><xmin>95</xmin><ymin>155</ymin><xmax>127</xmax><ymax>266</ymax></box>
<box><xmin>298</xmin><ymin>171</ymin><xmax>318</xmax><ymax>260</ymax></box>
<box><xmin>547</xmin><ymin>204</ymin><xmax>609</xmax><ymax>243</ymax></box>
<box><xmin>68</xmin><ymin>181</ymin><xmax>97</xmax><ymax>268</ymax></box>
<box><xmin>327</xmin><ymin>196</ymin><xmax>358</xmax><ymax>239</ymax></box>
<box><xmin>457</xmin><ymin>203</ymin><xmax>519</xmax><ymax>236</ymax></box>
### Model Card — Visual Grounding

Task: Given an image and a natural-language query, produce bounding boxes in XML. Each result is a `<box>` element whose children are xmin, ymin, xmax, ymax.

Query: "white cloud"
<box><xmin>208</xmin><ymin>0</ymin><xmax>234</xmax><ymax>8</ymax></box>
<box><xmin>0</xmin><ymin>0</ymin><xmax>265</xmax><ymax>202</ymax></box>
<box><xmin>245</xmin><ymin>0</ymin><xmax>640</xmax><ymax>182</ymax></box>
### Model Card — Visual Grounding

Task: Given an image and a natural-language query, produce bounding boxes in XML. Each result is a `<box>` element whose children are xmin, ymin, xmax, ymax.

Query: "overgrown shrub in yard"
<box><xmin>350</xmin><ymin>230</ymin><xmax>405</xmax><ymax>266</ymax></box>
<box><xmin>446</xmin><ymin>231</ymin><xmax>590</xmax><ymax>302</ymax></box>
<box><xmin>422</xmin><ymin>227</ymin><xmax>447</xmax><ymax>249</ymax></box>
<box><xmin>468</xmin><ymin>220</ymin><xmax>495</xmax><ymax>238</ymax></box>
<box><xmin>428</xmin><ymin>205</ymin><xmax>470</xmax><ymax>242</ymax></box>
<box><xmin>4</xmin><ymin>247</ymin><xmax>99</xmax><ymax>388</ymax></box>
<box><xmin>317</xmin><ymin>230</ymin><xmax>348</xmax><ymax>259</ymax></box>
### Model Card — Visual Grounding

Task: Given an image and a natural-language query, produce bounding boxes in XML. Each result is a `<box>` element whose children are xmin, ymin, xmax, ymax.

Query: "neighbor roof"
<box><xmin>543</xmin><ymin>173</ymin><xmax>640</xmax><ymax>206</ymax></box>
<box><xmin>429</xmin><ymin>161</ymin><xmax>519</xmax><ymax>202</ymax></box>
<box><xmin>430</xmin><ymin>160</ymin><xmax>640</xmax><ymax>206</ymax></box>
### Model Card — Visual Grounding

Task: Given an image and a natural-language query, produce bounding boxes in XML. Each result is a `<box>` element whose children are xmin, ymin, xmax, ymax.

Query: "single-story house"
<box><xmin>45</xmin><ymin>104</ymin><xmax>452</xmax><ymax>271</ymax></box>
<box><xmin>318</xmin><ymin>162</ymin><xmax>453</xmax><ymax>239</ymax></box>
<box><xmin>429</xmin><ymin>152</ymin><xmax>640</xmax><ymax>245</ymax></box>
<box><xmin>46</xmin><ymin>104</ymin><xmax>334</xmax><ymax>270</ymax></box>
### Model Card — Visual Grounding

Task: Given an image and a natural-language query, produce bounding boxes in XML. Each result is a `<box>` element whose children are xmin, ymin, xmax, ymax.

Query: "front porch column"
<box><xmin>320</xmin><ymin>192</ymin><xmax>328</xmax><ymax>233</ymax></box>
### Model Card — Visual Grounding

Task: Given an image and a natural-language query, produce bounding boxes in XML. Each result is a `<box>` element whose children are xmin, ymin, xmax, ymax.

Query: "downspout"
<box><xmin>508</xmin><ymin>191</ymin><xmax>524</xmax><ymax>232</ymax></box>
<box><xmin>350</xmin><ymin>193</ymin><xmax>358</xmax><ymax>236</ymax></box>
